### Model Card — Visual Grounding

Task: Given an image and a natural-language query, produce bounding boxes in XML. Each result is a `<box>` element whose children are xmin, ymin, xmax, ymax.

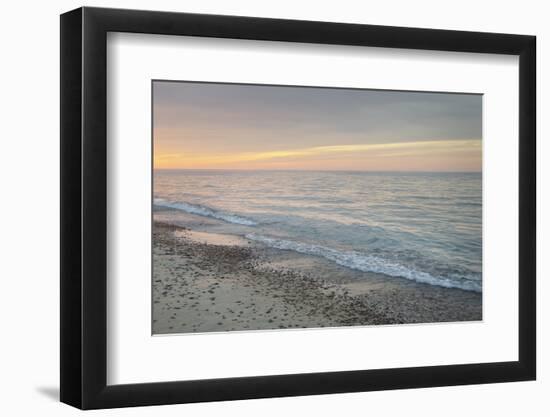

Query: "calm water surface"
<box><xmin>154</xmin><ymin>170</ymin><xmax>482</xmax><ymax>292</ymax></box>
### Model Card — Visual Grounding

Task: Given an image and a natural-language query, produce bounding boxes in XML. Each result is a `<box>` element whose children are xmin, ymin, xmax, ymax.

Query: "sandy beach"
<box><xmin>152</xmin><ymin>221</ymin><xmax>482</xmax><ymax>335</ymax></box>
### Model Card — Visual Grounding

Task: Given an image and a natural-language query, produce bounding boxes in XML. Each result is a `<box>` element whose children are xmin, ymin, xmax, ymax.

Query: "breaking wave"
<box><xmin>245</xmin><ymin>233</ymin><xmax>481</xmax><ymax>292</ymax></box>
<box><xmin>154</xmin><ymin>198</ymin><xmax>257</xmax><ymax>226</ymax></box>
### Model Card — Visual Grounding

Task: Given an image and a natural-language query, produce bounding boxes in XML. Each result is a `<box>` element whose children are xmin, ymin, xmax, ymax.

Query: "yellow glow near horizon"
<box><xmin>154</xmin><ymin>139</ymin><xmax>481</xmax><ymax>171</ymax></box>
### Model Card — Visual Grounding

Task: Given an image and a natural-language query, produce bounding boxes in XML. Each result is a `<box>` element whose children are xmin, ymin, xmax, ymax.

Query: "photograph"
<box><xmin>152</xmin><ymin>80</ymin><xmax>483</xmax><ymax>335</ymax></box>
<box><xmin>53</xmin><ymin>3</ymin><xmax>538</xmax><ymax>412</ymax></box>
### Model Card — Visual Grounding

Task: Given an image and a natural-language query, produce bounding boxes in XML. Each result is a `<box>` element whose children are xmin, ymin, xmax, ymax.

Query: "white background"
<box><xmin>108</xmin><ymin>33</ymin><xmax>519</xmax><ymax>384</ymax></box>
<box><xmin>0</xmin><ymin>0</ymin><xmax>546</xmax><ymax>416</ymax></box>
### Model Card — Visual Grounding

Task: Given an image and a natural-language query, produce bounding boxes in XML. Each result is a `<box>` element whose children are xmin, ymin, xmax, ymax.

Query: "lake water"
<box><xmin>154</xmin><ymin>170</ymin><xmax>482</xmax><ymax>292</ymax></box>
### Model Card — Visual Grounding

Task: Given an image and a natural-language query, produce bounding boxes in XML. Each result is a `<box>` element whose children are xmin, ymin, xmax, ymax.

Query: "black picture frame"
<box><xmin>60</xmin><ymin>6</ymin><xmax>536</xmax><ymax>410</ymax></box>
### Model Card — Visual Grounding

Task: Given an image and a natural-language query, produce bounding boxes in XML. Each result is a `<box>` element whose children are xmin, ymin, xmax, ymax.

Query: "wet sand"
<box><xmin>152</xmin><ymin>221</ymin><xmax>482</xmax><ymax>334</ymax></box>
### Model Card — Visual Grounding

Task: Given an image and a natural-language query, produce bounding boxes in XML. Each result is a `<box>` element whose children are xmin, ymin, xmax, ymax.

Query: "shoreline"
<box><xmin>152</xmin><ymin>220</ymin><xmax>482</xmax><ymax>334</ymax></box>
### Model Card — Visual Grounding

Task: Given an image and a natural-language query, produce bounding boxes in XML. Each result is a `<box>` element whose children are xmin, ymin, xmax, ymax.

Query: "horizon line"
<box><xmin>153</xmin><ymin>168</ymin><xmax>482</xmax><ymax>173</ymax></box>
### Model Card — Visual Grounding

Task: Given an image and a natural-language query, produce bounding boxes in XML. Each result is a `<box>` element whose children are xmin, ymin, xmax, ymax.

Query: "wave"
<box><xmin>245</xmin><ymin>233</ymin><xmax>481</xmax><ymax>292</ymax></box>
<box><xmin>154</xmin><ymin>198</ymin><xmax>257</xmax><ymax>226</ymax></box>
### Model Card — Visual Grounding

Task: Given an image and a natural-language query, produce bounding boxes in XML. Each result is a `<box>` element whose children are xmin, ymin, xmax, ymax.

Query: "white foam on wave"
<box><xmin>245</xmin><ymin>233</ymin><xmax>481</xmax><ymax>293</ymax></box>
<box><xmin>154</xmin><ymin>198</ymin><xmax>257</xmax><ymax>226</ymax></box>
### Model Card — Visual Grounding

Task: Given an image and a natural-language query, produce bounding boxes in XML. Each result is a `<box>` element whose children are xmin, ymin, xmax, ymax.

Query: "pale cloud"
<box><xmin>155</xmin><ymin>139</ymin><xmax>481</xmax><ymax>170</ymax></box>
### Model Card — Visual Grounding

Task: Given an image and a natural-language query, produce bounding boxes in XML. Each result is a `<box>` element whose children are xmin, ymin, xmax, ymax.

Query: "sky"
<box><xmin>153</xmin><ymin>81</ymin><xmax>482</xmax><ymax>171</ymax></box>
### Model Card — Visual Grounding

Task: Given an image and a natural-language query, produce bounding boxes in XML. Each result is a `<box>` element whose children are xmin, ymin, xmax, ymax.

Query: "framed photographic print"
<box><xmin>60</xmin><ymin>6</ymin><xmax>536</xmax><ymax>409</ymax></box>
